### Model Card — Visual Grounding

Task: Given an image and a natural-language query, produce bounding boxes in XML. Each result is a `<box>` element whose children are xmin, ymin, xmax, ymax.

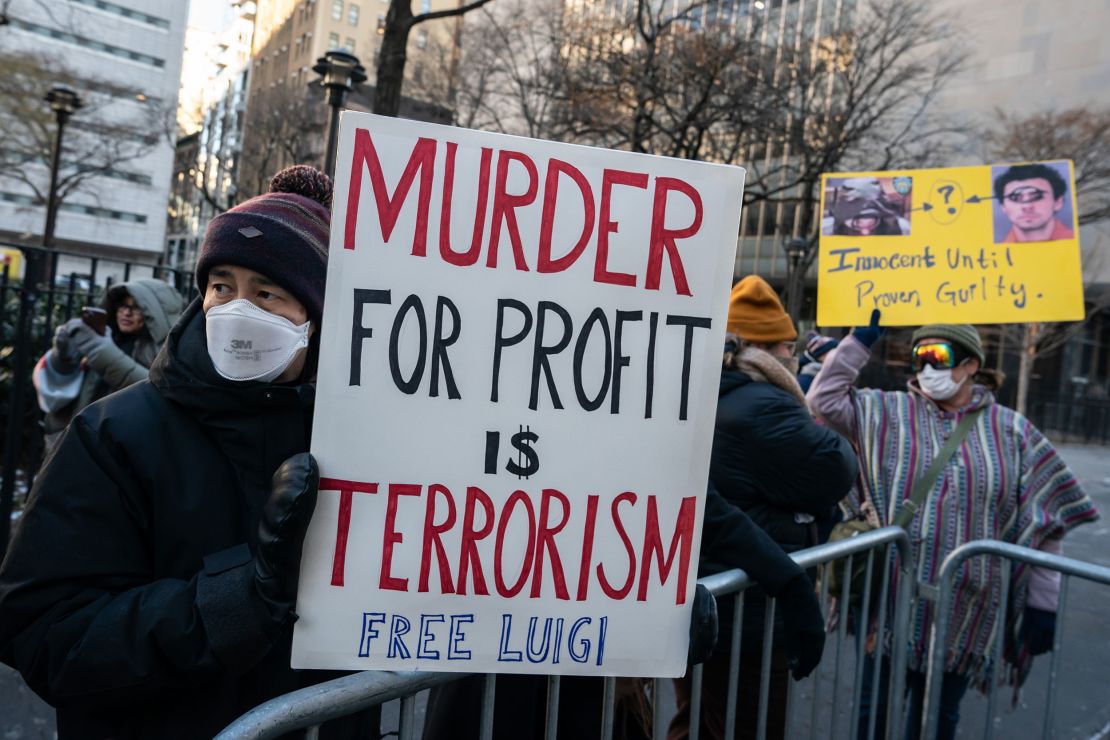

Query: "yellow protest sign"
<box><xmin>816</xmin><ymin>160</ymin><xmax>1083</xmax><ymax>326</ymax></box>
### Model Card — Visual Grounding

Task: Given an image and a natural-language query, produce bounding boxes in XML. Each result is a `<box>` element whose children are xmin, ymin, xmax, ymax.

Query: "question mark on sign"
<box><xmin>938</xmin><ymin>185</ymin><xmax>956</xmax><ymax>213</ymax></box>
<box><xmin>927</xmin><ymin>179</ymin><xmax>963</xmax><ymax>226</ymax></box>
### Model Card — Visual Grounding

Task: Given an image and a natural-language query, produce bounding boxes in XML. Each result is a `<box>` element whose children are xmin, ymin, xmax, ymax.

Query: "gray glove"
<box><xmin>69</xmin><ymin>319</ymin><xmax>113</xmax><ymax>361</ymax></box>
<box><xmin>50</xmin><ymin>320</ymin><xmax>84</xmax><ymax>374</ymax></box>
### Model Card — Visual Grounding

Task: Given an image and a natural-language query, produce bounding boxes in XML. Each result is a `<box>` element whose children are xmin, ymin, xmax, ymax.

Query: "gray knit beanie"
<box><xmin>911</xmin><ymin>324</ymin><xmax>984</xmax><ymax>365</ymax></box>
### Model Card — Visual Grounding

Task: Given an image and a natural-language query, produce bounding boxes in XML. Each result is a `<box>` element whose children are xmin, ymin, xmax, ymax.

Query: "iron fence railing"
<box><xmin>216</xmin><ymin>527</ymin><xmax>915</xmax><ymax>740</ymax></box>
<box><xmin>0</xmin><ymin>243</ymin><xmax>193</xmax><ymax>551</ymax></box>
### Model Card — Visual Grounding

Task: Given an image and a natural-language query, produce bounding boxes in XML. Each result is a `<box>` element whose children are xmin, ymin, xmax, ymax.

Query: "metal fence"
<box><xmin>216</xmin><ymin>526</ymin><xmax>915</xmax><ymax>740</ymax></box>
<box><xmin>921</xmin><ymin>540</ymin><xmax>1110</xmax><ymax>740</ymax></box>
<box><xmin>0</xmin><ymin>243</ymin><xmax>193</xmax><ymax>550</ymax></box>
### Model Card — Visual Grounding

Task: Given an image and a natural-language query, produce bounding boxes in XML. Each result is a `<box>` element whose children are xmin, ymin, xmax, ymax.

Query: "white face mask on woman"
<box><xmin>205</xmin><ymin>299</ymin><xmax>310</xmax><ymax>382</ymax></box>
<box><xmin>916</xmin><ymin>363</ymin><xmax>965</xmax><ymax>401</ymax></box>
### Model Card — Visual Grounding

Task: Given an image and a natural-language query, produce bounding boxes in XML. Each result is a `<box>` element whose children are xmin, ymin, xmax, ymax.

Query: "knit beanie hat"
<box><xmin>726</xmin><ymin>275</ymin><xmax>797</xmax><ymax>343</ymax></box>
<box><xmin>196</xmin><ymin>165</ymin><xmax>333</xmax><ymax>322</ymax></box>
<box><xmin>911</xmin><ymin>324</ymin><xmax>985</xmax><ymax>365</ymax></box>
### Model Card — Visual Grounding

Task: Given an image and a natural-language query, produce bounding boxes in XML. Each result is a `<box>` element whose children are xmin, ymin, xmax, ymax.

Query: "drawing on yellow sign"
<box><xmin>816</xmin><ymin>160</ymin><xmax>1084</xmax><ymax>327</ymax></box>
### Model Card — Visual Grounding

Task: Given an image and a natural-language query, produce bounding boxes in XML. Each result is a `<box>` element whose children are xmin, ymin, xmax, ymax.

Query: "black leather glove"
<box><xmin>851</xmin><ymin>309</ymin><xmax>884</xmax><ymax>348</ymax></box>
<box><xmin>1024</xmin><ymin>605</ymin><xmax>1057</xmax><ymax>656</ymax></box>
<box><xmin>687</xmin><ymin>584</ymin><xmax>718</xmax><ymax>665</ymax></box>
<box><xmin>776</xmin><ymin>572</ymin><xmax>826</xmax><ymax>680</ymax></box>
<box><xmin>253</xmin><ymin>453</ymin><xmax>320</xmax><ymax>625</ymax></box>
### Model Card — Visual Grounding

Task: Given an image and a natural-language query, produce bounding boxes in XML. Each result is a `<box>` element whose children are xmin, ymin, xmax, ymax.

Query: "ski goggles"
<box><xmin>911</xmin><ymin>341</ymin><xmax>963</xmax><ymax>372</ymax></box>
<box><xmin>1003</xmin><ymin>186</ymin><xmax>1050</xmax><ymax>204</ymax></box>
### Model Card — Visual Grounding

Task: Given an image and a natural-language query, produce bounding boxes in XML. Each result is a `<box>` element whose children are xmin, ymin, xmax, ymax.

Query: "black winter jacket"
<box><xmin>0</xmin><ymin>301</ymin><xmax>373</xmax><ymax>739</ymax></box>
<box><xmin>711</xmin><ymin>369</ymin><xmax>857</xmax><ymax>552</ymax></box>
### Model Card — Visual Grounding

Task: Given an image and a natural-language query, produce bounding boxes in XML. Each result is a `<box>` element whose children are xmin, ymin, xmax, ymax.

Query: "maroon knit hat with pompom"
<box><xmin>196</xmin><ymin>165</ymin><xmax>333</xmax><ymax>322</ymax></box>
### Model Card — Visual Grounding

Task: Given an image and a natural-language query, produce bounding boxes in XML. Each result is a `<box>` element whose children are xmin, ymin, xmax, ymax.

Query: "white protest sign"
<box><xmin>292</xmin><ymin>112</ymin><xmax>744</xmax><ymax>677</ymax></box>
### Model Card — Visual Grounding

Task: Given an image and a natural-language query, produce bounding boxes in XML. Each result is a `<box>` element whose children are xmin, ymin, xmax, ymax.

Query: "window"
<box><xmin>331</xmin><ymin>0</ymin><xmax>343</xmax><ymax>20</ymax></box>
<box><xmin>420</xmin><ymin>0</ymin><xmax>430</xmax><ymax>12</ymax></box>
<box><xmin>66</xmin><ymin>0</ymin><xmax>170</xmax><ymax>30</ymax></box>
<box><xmin>328</xmin><ymin>32</ymin><xmax>340</xmax><ymax>49</ymax></box>
<box><xmin>377</xmin><ymin>13</ymin><xmax>385</xmax><ymax>33</ymax></box>
<box><xmin>348</xmin><ymin>3</ymin><xmax>359</xmax><ymax>25</ymax></box>
<box><xmin>10</xmin><ymin>18</ymin><xmax>165</xmax><ymax>68</ymax></box>
<box><xmin>345</xmin><ymin>37</ymin><xmax>356</xmax><ymax>52</ymax></box>
<box><xmin>415</xmin><ymin>29</ymin><xmax>427</xmax><ymax>48</ymax></box>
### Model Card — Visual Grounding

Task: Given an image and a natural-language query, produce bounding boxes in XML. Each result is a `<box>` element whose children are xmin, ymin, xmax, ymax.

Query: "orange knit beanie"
<box><xmin>726</xmin><ymin>275</ymin><xmax>797</xmax><ymax>343</ymax></box>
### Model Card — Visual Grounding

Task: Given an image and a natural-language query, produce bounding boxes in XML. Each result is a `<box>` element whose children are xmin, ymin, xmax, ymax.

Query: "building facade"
<box><xmin>0</xmin><ymin>0</ymin><xmax>188</xmax><ymax>270</ymax></box>
<box><xmin>240</xmin><ymin>0</ymin><xmax>457</xmax><ymax>198</ymax></box>
<box><xmin>165</xmin><ymin>0</ymin><xmax>257</xmax><ymax>274</ymax></box>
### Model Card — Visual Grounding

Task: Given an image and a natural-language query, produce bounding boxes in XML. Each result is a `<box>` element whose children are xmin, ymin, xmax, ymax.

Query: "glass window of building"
<box><xmin>331</xmin><ymin>0</ymin><xmax>343</xmax><ymax>20</ymax></box>
<box><xmin>328</xmin><ymin>32</ymin><xmax>340</xmax><ymax>49</ymax></box>
<box><xmin>345</xmin><ymin>37</ymin><xmax>356</xmax><ymax>52</ymax></box>
<box><xmin>348</xmin><ymin>3</ymin><xmax>359</xmax><ymax>24</ymax></box>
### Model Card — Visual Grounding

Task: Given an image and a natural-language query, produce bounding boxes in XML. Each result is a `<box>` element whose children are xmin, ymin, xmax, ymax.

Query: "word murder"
<box><xmin>342</xmin><ymin>128</ymin><xmax>708</xmax><ymax>297</ymax></box>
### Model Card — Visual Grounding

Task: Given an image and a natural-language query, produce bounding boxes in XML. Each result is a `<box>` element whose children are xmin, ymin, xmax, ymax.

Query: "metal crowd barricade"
<box><xmin>921</xmin><ymin>540</ymin><xmax>1110</xmax><ymax>740</ymax></box>
<box><xmin>217</xmin><ymin>526</ymin><xmax>914</xmax><ymax>740</ymax></box>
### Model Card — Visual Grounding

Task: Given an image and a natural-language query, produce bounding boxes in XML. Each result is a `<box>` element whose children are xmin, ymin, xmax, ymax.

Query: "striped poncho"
<box><xmin>809</xmin><ymin>337</ymin><xmax>1100</xmax><ymax>689</ymax></box>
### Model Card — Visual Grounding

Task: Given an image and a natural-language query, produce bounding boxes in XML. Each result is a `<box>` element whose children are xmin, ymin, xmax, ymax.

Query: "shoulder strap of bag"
<box><xmin>893</xmin><ymin>407</ymin><xmax>985</xmax><ymax>530</ymax></box>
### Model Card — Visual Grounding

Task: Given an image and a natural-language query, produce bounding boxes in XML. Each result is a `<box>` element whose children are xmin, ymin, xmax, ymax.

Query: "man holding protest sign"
<box><xmin>0</xmin><ymin>166</ymin><xmax>380</xmax><ymax>739</ymax></box>
<box><xmin>807</xmin><ymin>310</ymin><xmax>1099</xmax><ymax>740</ymax></box>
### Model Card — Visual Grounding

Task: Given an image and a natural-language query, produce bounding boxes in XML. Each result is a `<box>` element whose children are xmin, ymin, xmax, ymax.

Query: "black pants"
<box><xmin>422</xmin><ymin>674</ymin><xmax>651</xmax><ymax>740</ymax></box>
<box><xmin>857</xmin><ymin>654</ymin><xmax>970</xmax><ymax>740</ymax></box>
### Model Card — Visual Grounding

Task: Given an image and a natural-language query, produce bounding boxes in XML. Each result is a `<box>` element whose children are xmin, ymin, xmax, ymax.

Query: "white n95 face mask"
<box><xmin>916</xmin><ymin>364</ymin><xmax>964</xmax><ymax>401</ymax></box>
<box><xmin>205</xmin><ymin>299</ymin><xmax>311</xmax><ymax>383</ymax></box>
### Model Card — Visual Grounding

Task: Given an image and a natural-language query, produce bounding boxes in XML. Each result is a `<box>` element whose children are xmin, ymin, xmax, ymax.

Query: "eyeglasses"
<box><xmin>117</xmin><ymin>303</ymin><xmax>140</xmax><ymax>315</ymax></box>
<box><xmin>1003</xmin><ymin>186</ymin><xmax>1049</xmax><ymax>204</ymax></box>
<box><xmin>911</xmin><ymin>341</ymin><xmax>960</xmax><ymax>372</ymax></box>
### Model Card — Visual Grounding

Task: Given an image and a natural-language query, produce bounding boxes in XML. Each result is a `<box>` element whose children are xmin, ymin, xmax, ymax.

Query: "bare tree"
<box><xmin>238</xmin><ymin>84</ymin><xmax>323</xmax><ymax>200</ymax></box>
<box><xmin>0</xmin><ymin>49</ymin><xmax>171</xmax><ymax>223</ymax></box>
<box><xmin>465</xmin><ymin>0</ymin><xmax>966</xmax><ymax>252</ymax></box>
<box><xmin>375</xmin><ymin>0</ymin><xmax>498</xmax><ymax>118</ymax></box>
<box><xmin>741</xmin><ymin>0</ymin><xmax>967</xmax><ymax>248</ymax></box>
<box><xmin>985</xmin><ymin>106</ymin><xmax>1110</xmax><ymax>414</ymax></box>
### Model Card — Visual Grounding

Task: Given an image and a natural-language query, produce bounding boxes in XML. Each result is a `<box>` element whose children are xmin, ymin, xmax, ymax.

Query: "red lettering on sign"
<box><xmin>457</xmin><ymin>486</ymin><xmax>495</xmax><ymax>595</ymax></box>
<box><xmin>494</xmin><ymin>490</ymin><xmax>537</xmax><ymax>597</ymax></box>
<box><xmin>537</xmin><ymin>159</ymin><xmax>595</xmax><ymax>274</ymax></box>
<box><xmin>379</xmin><ymin>483</ymin><xmax>421</xmax><ymax>591</ymax></box>
<box><xmin>531</xmin><ymin>488</ymin><xmax>571</xmax><ymax>599</ymax></box>
<box><xmin>595</xmin><ymin>169</ymin><xmax>648</xmax><ymax>287</ymax></box>
<box><xmin>646</xmin><ymin>177</ymin><xmax>701</xmax><ymax>296</ymax></box>
<box><xmin>488</xmin><ymin>150</ymin><xmax>538</xmax><ymax>271</ymax></box>
<box><xmin>637</xmin><ymin>495</ymin><xmax>696</xmax><ymax>604</ymax></box>
<box><xmin>419</xmin><ymin>483</ymin><xmax>457</xmax><ymax>593</ymax></box>
<box><xmin>345</xmin><ymin>129</ymin><xmax>436</xmax><ymax>255</ymax></box>
<box><xmin>597</xmin><ymin>491</ymin><xmax>638</xmax><ymax>600</ymax></box>
<box><xmin>320</xmin><ymin>477</ymin><xmax>379</xmax><ymax>587</ymax></box>
<box><xmin>439</xmin><ymin>143</ymin><xmax>492</xmax><ymax>267</ymax></box>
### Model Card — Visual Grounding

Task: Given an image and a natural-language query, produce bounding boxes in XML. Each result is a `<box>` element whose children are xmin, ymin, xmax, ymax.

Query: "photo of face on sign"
<box><xmin>821</xmin><ymin>176</ymin><xmax>912</xmax><ymax>237</ymax></box>
<box><xmin>992</xmin><ymin>160</ymin><xmax>1076</xmax><ymax>244</ymax></box>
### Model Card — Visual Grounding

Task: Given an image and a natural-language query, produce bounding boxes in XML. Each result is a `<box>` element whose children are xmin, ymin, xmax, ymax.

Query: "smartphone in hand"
<box><xmin>80</xmin><ymin>307</ymin><xmax>108</xmax><ymax>335</ymax></box>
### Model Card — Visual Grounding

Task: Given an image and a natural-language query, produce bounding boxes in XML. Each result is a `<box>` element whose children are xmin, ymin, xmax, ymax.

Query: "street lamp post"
<box><xmin>0</xmin><ymin>85</ymin><xmax>82</xmax><ymax>555</ymax></box>
<box><xmin>312</xmin><ymin>51</ymin><xmax>367</xmax><ymax>180</ymax></box>
<box><xmin>783</xmin><ymin>237</ymin><xmax>812</xmax><ymax>323</ymax></box>
<box><xmin>41</xmin><ymin>86</ymin><xmax>83</xmax><ymax>253</ymax></box>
